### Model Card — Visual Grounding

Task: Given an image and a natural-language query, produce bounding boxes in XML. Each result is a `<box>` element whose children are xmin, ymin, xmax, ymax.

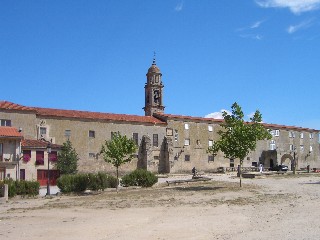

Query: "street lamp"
<box><xmin>46</xmin><ymin>142</ymin><xmax>51</xmax><ymax>196</ymax></box>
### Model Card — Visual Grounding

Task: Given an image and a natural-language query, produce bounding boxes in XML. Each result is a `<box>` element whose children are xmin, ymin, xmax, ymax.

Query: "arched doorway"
<box><xmin>281</xmin><ymin>154</ymin><xmax>293</xmax><ymax>170</ymax></box>
<box><xmin>260</xmin><ymin>150</ymin><xmax>277</xmax><ymax>168</ymax></box>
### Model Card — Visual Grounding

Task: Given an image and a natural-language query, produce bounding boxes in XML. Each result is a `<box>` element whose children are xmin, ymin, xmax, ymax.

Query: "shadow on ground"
<box><xmin>173</xmin><ymin>186</ymin><xmax>224</xmax><ymax>191</ymax></box>
<box><xmin>302</xmin><ymin>182</ymin><xmax>320</xmax><ymax>185</ymax></box>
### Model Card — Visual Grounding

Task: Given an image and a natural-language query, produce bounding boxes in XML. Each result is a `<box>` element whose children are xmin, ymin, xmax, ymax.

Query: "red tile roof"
<box><xmin>0</xmin><ymin>127</ymin><xmax>23</xmax><ymax>138</ymax></box>
<box><xmin>0</xmin><ymin>101</ymin><xmax>35</xmax><ymax>112</ymax></box>
<box><xmin>262</xmin><ymin>123</ymin><xmax>318</xmax><ymax>132</ymax></box>
<box><xmin>1</xmin><ymin>101</ymin><xmax>318</xmax><ymax>132</ymax></box>
<box><xmin>0</xmin><ymin>101</ymin><xmax>165</xmax><ymax>125</ymax></box>
<box><xmin>155</xmin><ymin>113</ymin><xmax>319</xmax><ymax>132</ymax></box>
<box><xmin>155</xmin><ymin>112</ymin><xmax>224</xmax><ymax>123</ymax></box>
<box><xmin>34</xmin><ymin>107</ymin><xmax>165</xmax><ymax>125</ymax></box>
<box><xmin>22</xmin><ymin>139</ymin><xmax>61</xmax><ymax>149</ymax></box>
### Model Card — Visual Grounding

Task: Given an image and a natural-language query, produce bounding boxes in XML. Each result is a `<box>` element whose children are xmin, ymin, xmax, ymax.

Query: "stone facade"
<box><xmin>0</xmin><ymin>60</ymin><xmax>319</xmax><ymax>182</ymax></box>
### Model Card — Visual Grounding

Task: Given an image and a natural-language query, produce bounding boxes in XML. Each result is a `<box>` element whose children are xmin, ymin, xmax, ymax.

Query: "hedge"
<box><xmin>57</xmin><ymin>172</ymin><xmax>117</xmax><ymax>193</ymax></box>
<box><xmin>121</xmin><ymin>169</ymin><xmax>158</xmax><ymax>187</ymax></box>
<box><xmin>2</xmin><ymin>179</ymin><xmax>40</xmax><ymax>198</ymax></box>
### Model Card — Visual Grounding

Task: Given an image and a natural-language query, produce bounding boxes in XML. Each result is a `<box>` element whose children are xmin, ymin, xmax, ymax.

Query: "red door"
<box><xmin>37</xmin><ymin>170</ymin><xmax>47</xmax><ymax>186</ymax></box>
<box><xmin>37</xmin><ymin>170</ymin><xmax>60</xmax><ymax>186</ymax></box>
<box><xmin>20</xmin><ymin>169</ymin><xmax>25</xmax><ymax>180</ymax></box>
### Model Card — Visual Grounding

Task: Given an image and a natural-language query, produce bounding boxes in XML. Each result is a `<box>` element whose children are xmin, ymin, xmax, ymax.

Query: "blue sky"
<box><xmin>1</xmin><ymin>0</ymin><xmax>320</xmax><ymax>130</ymax></box>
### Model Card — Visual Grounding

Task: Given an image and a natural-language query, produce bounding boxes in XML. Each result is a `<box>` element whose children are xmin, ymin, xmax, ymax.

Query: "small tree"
<box><xmin>208</xmin><ymin>102</ymin><xmax>271</xmax><ymax>187</ymax></box>
<box><xmin>57</xmin><ymin>140</ymin><xmax>79</xmax><ymax>175</ymax></box>
<box><xmin>100</xmin><ymin>132</ymin><xmax>137</xmax><ymax>192</ymax></box>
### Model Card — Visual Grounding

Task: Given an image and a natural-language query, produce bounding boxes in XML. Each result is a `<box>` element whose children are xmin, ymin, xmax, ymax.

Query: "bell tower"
<box><xmin>143</xmin><ymin>55</ymin><xmax>165</xmax><ymax>116</ymax></box>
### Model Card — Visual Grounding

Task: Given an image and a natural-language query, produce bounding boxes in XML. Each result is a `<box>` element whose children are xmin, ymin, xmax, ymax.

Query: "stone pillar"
<box><xmin>2</xmin><ymin>184</ymin><xmax>8</xmax><ymax>202</ymax></box>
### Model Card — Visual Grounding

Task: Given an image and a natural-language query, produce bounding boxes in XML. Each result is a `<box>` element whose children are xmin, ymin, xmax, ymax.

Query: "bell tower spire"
<box><xmin>143</xmin><ymin>54</ymin><xmax>165</xmax><ymax>116</ymax></box>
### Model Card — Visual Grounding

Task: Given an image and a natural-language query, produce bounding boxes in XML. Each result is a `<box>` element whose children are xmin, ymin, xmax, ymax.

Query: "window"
<box><xmin>174</xmin><ymin>130</ymin><xmax>178</xmax><ymax>142</ymax></box>
<box><xmin>22</xmin><ymin>150</ymin><xmax>31</xmax><ymax>162</ymax></box>
<box><xmin>289</xmin><ymin>144</ymin><xmax>295</xmax><ymax>151</ymax></box>
<box><xmin>270</xmin><ymin>140</ymin><xmax>276</xmax><ymax>150</ymax></box>
<box><xmin>208</xmin><ymin>125</ymin><xmax>213</xmax><ymax>132</ymax></box>
<box><xmin>40</xmin><ymin>127</ymin><xmax>47</xmax><ymax>135</ymax></box>
<box><xmin>166</xmin><ymin>128</ymin><xmax>173</xmax><ymax>136</ymax></box>
<box><xmin>49</xmin><ymin>151</ymin><xmax>58</xmax><ymax>162</ymax></box>
<box><xmin>230</xmin><ymin>159</ymin><xmax>234</xmax><ymax>168</ymax></box>
<box><xmin>35</xmin><ymin>151</ymin><xmax>44</xmax><ymax>165</ymax></box>
<box><xmin>111</xmin><ymin>132</ymin><xmax>117</xmax><ymax>140</ymax></box>
<box><xmin>289</xmin><ymin>131</ymin><xmax>295</xmax><ymax>138</ymax></box>
<box><xmin>300</xmin><ymin>133</ymin><xmax>304</xmax><ymax>139</ymax></box>
<box><xmin>185</xmin><ymin>155</ymin><xmax>190</xmax><ymax>161</ymax></box>
<box><xmin>65</xmin><ymin>130</ymin><xmax>71</xmax><ymax>138</ymax></box>
<box><xmin>310</xmin><ymin>133</ymin><xmax>314</xmax><ymax>139</ymax></box>
<box><xmin>89</xmin><ymin>130</ymin><xmax>95</xmax><ymax>138</ymax></box>
<box><xmin>133</xmin><ymin>133</ymin><xmax>139</xmax><ymax>145</ymax></box>
<box><xmin>300</xmin><ymin>145</ymin><xmax>304</xmax><ymax>152</ymax></box>
<box><xmin>154</xmin><ymin>155</ymin><xmax>159</xmax><ymax>160</ymax></box>
<box><xmin>252</xmin><ymin>162</ymin><xmax>258</xmax><ymax>167</ymax></box>
<box><xmin>89</xmin><ymin>153</ymin><xmax>96</xmax><ymax>158</ymax></box>
<box><xmin>184</xmin><ymin>138</ymin><xmax>190</xmax><ymax>146</ymax></box>
<box><xmin>270</xmin><ymin>129</ymin><xmax>279</xmax><ymax>136</ymax></box>
<box><xmin>208</xmin><ymin>155</ymin><xmax>214</xmax><ymax>162</ymax></box>
<box><xmin>208</xmin><ymin>140</ymin><xmax>213</xmax><ymax>147</ymax></box>
<box><xmin>1</xmin><ymin>119</ymin><xmax>11</xmax><ymax>126</ymax></box>
<box><xmin>184</xmin><ymin>123</ymin><xmax>189</xmax><ymax>130</ymax></box>
<box><xmin>153</xmin><ymin>134</ymin><xmax>158</xmax><ymax>147</ymax></box>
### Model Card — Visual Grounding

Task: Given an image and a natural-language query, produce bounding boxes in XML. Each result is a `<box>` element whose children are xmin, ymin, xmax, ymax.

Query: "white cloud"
<box><xmin>236</xmin><ymin>20</ymin><xmax>264</xmax><ymax>39</ymax></box>
<box><xmin>204</xmin><ymin>109</ymin><xmax>231</xmax><ymax>119</ymax></box>
<box><xmin>240</xmin><ymin>34</ymin><xmax>263</xmax><ymax>40</ymax></box>
<box><xmin>256</xmin><ymin>0</ymin><xmax>320</xmax><ymax>14</ymax></box>
<box><xmin>237</xmin><ymin>20</ymin><xmax>265</xmax><ymax>32</ymax></box>
<box><xmin>247</xmin><ymin>112</ymin><xmax>255</xmax><ymax>119</ymax></box>
<box><xmin>205</xmin><ymin>110</ymin><xmax>265</xmax><ymax>123</ymax></box>
<box><xmin>175</xmin><ymin>1</ymin><xmax>184</xmax><ymax>12</ymax></box>
<box><xmin>250</xmin><ymin>20</ymin><xmax>264</xmax><ymax>29</ymax></box>
<box><xmin>287</xmin><ymin>19</ymin><xmax>313</xmax><ymax>33</ymax></box>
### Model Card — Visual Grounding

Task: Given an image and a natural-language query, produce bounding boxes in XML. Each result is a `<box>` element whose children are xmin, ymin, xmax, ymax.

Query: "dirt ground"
<box><xmin>1</xmin><ymin>173</ymin><xmax>320</xmax><ymax>240</ymax></box>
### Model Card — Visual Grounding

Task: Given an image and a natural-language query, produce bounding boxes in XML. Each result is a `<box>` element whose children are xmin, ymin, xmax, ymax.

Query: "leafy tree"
<box><xmin>100</xmin><ymin>132</ymin><xmax>137</xmax><ymax>192</ymax></box>
<box><xmin>208</xmin><ymin>102</ymin><xmax>272</xmax><ymax>187</ymax></box>
<box><xmin>57</xmin><ymin>140</ymin><xmax>79</xmax><ymax>175</ymax></box>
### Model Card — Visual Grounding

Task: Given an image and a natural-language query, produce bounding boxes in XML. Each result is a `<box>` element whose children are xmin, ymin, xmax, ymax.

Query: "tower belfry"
<box><xmin>143</xmin><ymin>55</ymin><xmax>165</xmax><ymax>116</ymax></box>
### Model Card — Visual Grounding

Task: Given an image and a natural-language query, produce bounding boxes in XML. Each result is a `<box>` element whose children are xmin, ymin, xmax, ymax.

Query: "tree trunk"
<box><xmin>116</xmin><ymin>167</ymin><xmax>119</xmax><ymax>193</ymax></box>
<box><xmin>239</xmin><ymin>160</ymin><xmax>243</xmax><ymax>188</ymax></box>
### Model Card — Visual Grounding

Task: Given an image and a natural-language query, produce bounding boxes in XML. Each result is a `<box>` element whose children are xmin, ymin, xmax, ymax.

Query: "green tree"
<box><xmin>100</xmin><ymin>132</ymin><xmax>137</xmax><ymax>192</ymax></box>
<box><xmin>57</xmin><ymin>140</ymin><xmax>79</xmax><ymax>175</ymax></box>
<box><xmin>208</xmin><ymin>102</ymin><xmax>272</xmax><ymax>187</ymax></box>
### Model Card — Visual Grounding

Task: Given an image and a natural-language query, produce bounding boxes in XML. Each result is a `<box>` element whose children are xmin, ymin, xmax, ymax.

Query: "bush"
<box><xmin>17</xmin><ymin>181</ymin><xmax>40</xmax><ymax>197</ymax></box>
<box><xmin>121</xmin><ymin>169</ymin><xmax>158</xmax><ymax>187</ymax></box>
<box><xmin>57</xmin><ymin>174</ymin><xmax>75</xmax><ymax>193</ymax></box>
<box><xmin>57</xmin><ymin>172</ymin><xmax>117</xmax><ymax>193</ymax></box>
<box><xmin>106</xmin><ymin>174</ymin><xmax>118</xmax><ymax>188</ymax></box>
<box><xmin>3</xmin><ymin>179</ymin><xmax>39</xmax><ymax>197</ymax></box>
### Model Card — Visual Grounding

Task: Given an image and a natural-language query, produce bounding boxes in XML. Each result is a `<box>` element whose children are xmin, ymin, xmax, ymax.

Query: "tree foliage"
<box><xmin>208</xmin><ymin>102</ymin><xmax>272</xmax><ymax>186</ymax></box>
<box><xmin>100</xmin><ymin>132</ymin><xmax>137</xmax><ymax>192</ymax></box>
<box><xmin>57</xmin><ymin>140</ymin><xmax>79</xmax><ymax>175</ymax></box>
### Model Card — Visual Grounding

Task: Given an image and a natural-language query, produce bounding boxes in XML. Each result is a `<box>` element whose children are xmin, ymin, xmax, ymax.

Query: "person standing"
<box><xmin>259</xmin><ymin>164</ymin><xmax>263</xmax><ymax>173</ymax></box>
